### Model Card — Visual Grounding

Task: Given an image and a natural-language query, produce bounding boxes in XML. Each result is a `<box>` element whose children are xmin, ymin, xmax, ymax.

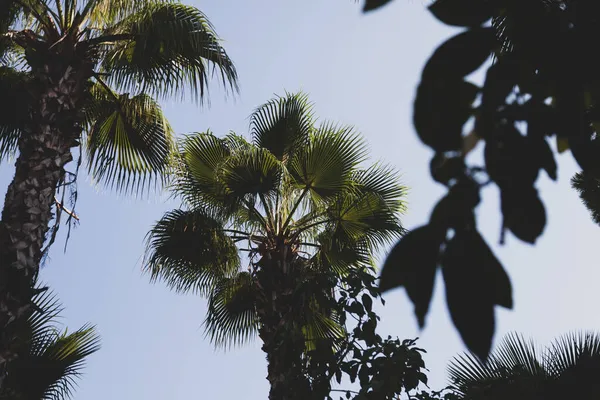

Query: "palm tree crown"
<box><xmin>447</xmin><ymin>331</ymin><xmax>600</xmax><ymax>400</ymax></box>
<box><xmin>1</xmin><ymin>0</ymin><xmax>237</xmax><ymax>191</ymax></box>
<box><xmin>144</xmin><ymin>92</ymin><xmax>406</xmax><ymax>399</ymax></box>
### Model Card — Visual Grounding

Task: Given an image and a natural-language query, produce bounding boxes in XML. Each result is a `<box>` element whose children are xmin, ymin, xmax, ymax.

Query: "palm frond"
<box><xmin>2</xmin><ymin>288</ymin><xmax>100</xmax><ymax>400</ymax></box>
<box><xmin>99</xmin><ymin>2</ymin><xmax>238</xmax><ymax>102</ymax></box>
<box><xmin>249</xmin><ymin>91</ymin><xmax>313</xmax><ymax>161</ymax></box>
<box><xmin>144</xmin><ymin>208</ymin><xmax>240</xmax><ymax>295</ymax></box>
<box><xmin>571</xmin><ymin>172</ymin><xmax>600</xmax><ymax>225</ymax></box>
<box><xmin>84</xmin><ymin>0</ymin><xmax>161</xmax><ymax>29</ymax></box>
<box><xmin>85</xmin><ymin>83</ymin><xmax>174</xmax><ymax>194</ymax></box>
<box><xmin>204</xmin><ymin>272</ymin><xmax>259</xmax><ymax>349</ymax></box>
<box><xmin>301</xmin><ymin>308</ymin><xmax>345</xmax><ymax>352</ymax></box>
<box><xmin>0</xmin><ymin>66</ymin><xmax>29</xmax><ymax>160</ymax></box>
<box><xmin>217</xmin><ymin>146</ymin><xmax>284</xmax><ymax>204</ymax></box>
<box><xmin>288</xmin><ymin>123</ymin><xmax>368</xmax><ymax>202</ymax></box>
<box><xmin>314</xmin><ymin>232</ymin><xmax>372</xmax><ymax>275</ymax></box>
<box><xmin>546</xmin><ymin>331</ymin><xmax>600</xmax><ymax>379</ymax></box>
<box><xmin>172</xmin><ymin>132</ymin><xmax>238</xmax><ymax>214</ymax></box>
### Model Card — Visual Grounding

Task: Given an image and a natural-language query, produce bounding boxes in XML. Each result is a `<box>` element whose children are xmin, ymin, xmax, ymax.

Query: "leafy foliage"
<box><xmin>0</xmin><ymin>0</ymin><xmax>238</xmax><ymax>194</ymax></box>
<box><xmin>2</xmin><ymin>288</ymin><xmax>100</xmax><ymax>400</ymax></box>
<box><xmin>144</xmin><ymin>93</ymin><xmax>415</xmax><ymax>399</ymax></box>
<box><xmin>306</xmin><ymin>268</ymin><xmax>432</xmax><ymax>400</ymax></box>
<box><xmin>443</xmin><ymin>332</ymin><xmax>600</xmax><ymax>400</ymax></box>
<box><xmin>362</xmin><ymin>0</ymin><xmax>600</xmax><ymax>359</ymax></box>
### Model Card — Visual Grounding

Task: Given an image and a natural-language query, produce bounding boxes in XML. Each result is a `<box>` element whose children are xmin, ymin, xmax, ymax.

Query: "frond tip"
<box><xmin>144</xmin><ymin>208</ymin><xmax>240</xmax><ymax>294</ymax></box>
<box><xmin>100</xmin><ymin>3</ymin><xmax>238</xmax><ymax>103</ymax></box>
<box><xmin>85</xmin><ymin>84</ymin><xmax>174</xmax><ymax>194</ymax></box>
<box><xmin>2</xmin><ymin>289</ymin><xmax>100</xmax><ymax>400</ymax></box>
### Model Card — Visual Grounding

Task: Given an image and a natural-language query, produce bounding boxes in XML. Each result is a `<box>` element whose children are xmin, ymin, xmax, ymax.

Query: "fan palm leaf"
<box><xmin>2</xmin><ymin>288</ymin><xmax>100</xmax><ymax>400</ymax></box>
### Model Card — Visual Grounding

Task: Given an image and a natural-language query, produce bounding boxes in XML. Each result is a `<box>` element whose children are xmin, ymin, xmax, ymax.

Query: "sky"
<box><xmin>2</xmin><ymin>1</ymin><xmax>600</xmax><ymax>399</ymax></box>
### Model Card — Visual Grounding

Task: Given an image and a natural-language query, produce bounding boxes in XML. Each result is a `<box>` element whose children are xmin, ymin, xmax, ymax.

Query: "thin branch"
<box><xmin>54</xmin><ymin>196</ymin><xmax>80</xmax><ymax>221</ymax></box>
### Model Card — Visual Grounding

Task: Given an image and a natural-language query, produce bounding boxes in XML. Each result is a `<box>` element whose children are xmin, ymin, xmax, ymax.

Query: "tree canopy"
<box><xmin>359</xmin><ymin>0</ymin><xmax>600</xmax><ymax>360</ymax></box>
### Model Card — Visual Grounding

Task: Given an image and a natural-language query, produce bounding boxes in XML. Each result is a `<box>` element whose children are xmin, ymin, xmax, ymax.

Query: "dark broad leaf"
<box><xmin>422</xmin><ymin>28</ymin><xmax>496</xmax><ymax>80</ymax></box>
<box><xmin>484</xmin><ymin>125</ymin><xmax>540</xmax><ymax>188</ymax></box>
<box><xmin>363</xmin><ymin>0</ymin><xmax>394</xmax><ymax>12</ymax></box>
<box><xmin>533</xmin><ymin>137</ymin><xmax>558</xmax><ymax>181</ymax></box>
<box><xmin>414</xmin><ymin>80</ymin><xmax>479</xmax><ymax>152</ymax></box>
<box><xmin>501</xmin><ymin>187</ymin><xmax>546</xmax><ymax>244</ymax></box>
<box><xmin>335</xmin><ymin>368</ymin><xmax>342</xmax><ymax>384</ymax></box>
<box><xmin>476</xmin><ymin>59</ymin><xmax>521</xmax><ymax>139</ymax></box>
<box><xmin>428</xmin><ymin>0</ymin><xmax>493</xmax><ymax>27</ymax></box>
<box><xmin>358</xmin><ymin>365</ymin><xmax>370</xmax><ymax>386</ymax></box>
<box><xmin>442</xmin><ymin>230</ymin><xmax>495</xmax><ymax>360</ymax></box>
<box><xmin>380</xmin><ymin>225</ymin><xmax>445</xmax><ymax>328</ymax></box>
<box><xmin>430</xmin><ymin>154</ymin><xmax>465</xmax><ymax>185</ymax></box>
<box><xmin>362</xmin><ymin>294</ymin><xmax>373</xmax><ymax>313</ymax></box>
<box><xmin>464</xmin><ymin>230</ymin><xmax>512</xmax><ymax>309</ymax></box>
<box><xmin>430</xmin><ymin>178</ymin><xmax>480</xmax><ymax>231</ymax></box>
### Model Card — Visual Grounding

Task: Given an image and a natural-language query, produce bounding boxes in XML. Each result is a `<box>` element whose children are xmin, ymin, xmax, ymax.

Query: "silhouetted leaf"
<box><xmin>477</xmin><ymin>59</ymin><xmax>521</xmax><ymax>138</ymax></box>
<box><xmin>363</xmin><ymin>0</ymin><xmax>394</xmax><ymax>12</ymax></box>
<box><xmin>430</xmin><ymin>154</ymin><xmax>465</xmax><ymax>185</ymax></box>
<box><xmin>380</xmin><ymin>225</ymin><xmax>445</xmax><ymax>328</ymax></box>
<box><xmin>467</xmin><ymin>230</ymin><xmax>512</xmax><ymax>309</ymax></box>
<box><xmin>422</xmin><ymin>28</ymin><xmax>495</xmax><ymax>79</ymax></box>
<box><xmin>534</xmin><ymin>137</ymin><xmax>558</xmax><ymax>181</ymax></box>
<box><xmin>442</xmin><ymin>230</ymin><xmax>495</xmax><ymax>360</ymax></box>
<box><xmin>501</xmin><ymin>187</ymin><xmax>546</xmax><ymax>244</ymax></box>
<box><xmin>362</xmin><ymin>293</ymin><xmax>373</xmax><ymax>313</ymax></box>
<box><xmin>414</xmin><ymin>80</ymin><xmax>479</xmax><ymax>152</ymax></box>
<box><xmin>430</xmin><ymin>178</ymin><xmax>480</xmax><ymax>231</ymax></box>
<box><xmin>428</xmin><ymin>0</ymin><xmax>493</xmax><ymax>27</ymax></box>
<box><xmin>484</xmin><ymin>125</ymin><xmax>540</xmax><ymax>188</ymax></box>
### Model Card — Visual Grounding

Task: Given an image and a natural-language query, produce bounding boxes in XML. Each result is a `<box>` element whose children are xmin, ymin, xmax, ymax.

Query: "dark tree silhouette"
<box><xmin>361</xmin><ymin>0</ymin><xmax>600</xmax><ymax>359</ymax></box>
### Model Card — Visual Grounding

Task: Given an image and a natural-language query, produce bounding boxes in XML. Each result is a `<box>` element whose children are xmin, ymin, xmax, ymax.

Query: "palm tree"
<box><xmin>446</xmin><ymin>331</ymin><xmax>600</xmax><ymax>400</ymax></box>
<box><xmin>144</xmin><ymin>92</ymin><xmax>406</xmax><ymax>400</ymax></box>
<box><xmin>0</xmin><ymin>0</ymin><xmax>237</xmax><ymax>377</ymax></box>
<box><xmin>2</xmin><ymin>287</ymin><xmax>100</xmax><ymax>399</ymax></box>
<box><xmin>571</xmin><ymin>171</ymin><xmax>600</xmax><ymax>225</ymax></box>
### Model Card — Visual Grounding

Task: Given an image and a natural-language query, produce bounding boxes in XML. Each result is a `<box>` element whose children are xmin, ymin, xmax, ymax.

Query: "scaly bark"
<box><xmin>0</xmin><ymin>36</ymin><xmax>93</xmax><ymax>385</ymax></box>
<box><xmin>256</xmin><ymin>245</ymin><xmax>314</xmax><ymax>400</ymax></box>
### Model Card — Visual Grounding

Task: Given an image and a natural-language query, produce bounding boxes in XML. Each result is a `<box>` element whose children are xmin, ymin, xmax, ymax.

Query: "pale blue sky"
<box><xmin>2</xmin><ymin>1</ymin><xmax>600</xmax><ymax>399</ymax></box>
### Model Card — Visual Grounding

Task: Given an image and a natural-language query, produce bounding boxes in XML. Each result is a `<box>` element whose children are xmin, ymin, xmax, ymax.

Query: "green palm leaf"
<box><xmin>250</xmin><ymin>92</ymin><xmax>313</xmax><ymax>161</ymax></box>
<box><xmin>2</xmin><ymin>289</ymin><xmax>100</xmax><ymax>400</ymax></box>
<box><xmin>100</xmin><ymin>2</ymin><xmax>237</xmax><ymax>102</ymax></box>
<box><xmin>144</xmin><ymin>208</ymin><xmax>240</xmax><ymax>294</ymax></box>
<box><xmin>85</xmin><ymin>83</ymin><xmax>174</xmax><ymax>193</ymax></box>
<box><xmin>217</xmin><ymin>146</ymin><xmax>283</xmax><ymax>203</ymax></box>
<box><xmin>204</xmin><ymin>272</ymin><xmax>259</xmax><ymax>349</ymax></box>
<box><xmin>173</xmin><ymin>132</ymin><xmax>236</xmax><ymax>213</ymax></box>
<box><xmin>288</xmin><ymin>123</ymin><xmax>368</xmax><ymax>202</ymax></box>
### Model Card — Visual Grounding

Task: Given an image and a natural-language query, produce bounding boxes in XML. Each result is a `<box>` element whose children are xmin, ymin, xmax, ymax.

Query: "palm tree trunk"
<box><xmin>256</xmin><ymin>252</ymin><xmax>314</xmax><ymax>400</ymax></box>
<box><xmin>0</xmin><ymin>45</ymin><xmax>92</xmax><ymax>384</ymax></box>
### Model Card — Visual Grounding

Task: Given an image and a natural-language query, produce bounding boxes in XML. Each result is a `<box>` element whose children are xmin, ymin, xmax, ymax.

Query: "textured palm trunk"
<box><xmin>256</xmin><ymin>247</ymin><xmax>314</xmax><ymax>400</ymax></box>
<box><xmin>0</xmin><ymin>42</ymin><xmax>92</xmax><ymax>385</ymax></box>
